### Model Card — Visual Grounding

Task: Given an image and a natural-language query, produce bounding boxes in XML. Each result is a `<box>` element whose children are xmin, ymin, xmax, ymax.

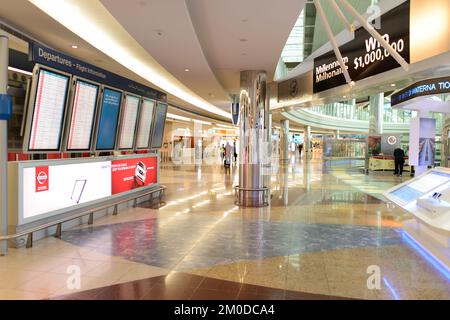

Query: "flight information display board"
<box><xmin>150</xmin><ymin>102</ymin><xmax>168</xmax><ymax>149</ymax></box>
<box><xmin>118</xmin><ymin>95</ymin><xmax>140</xmax><ymax>149</ymax></box>
<box><xmin>135</xmin><ymin>98</ymin><xmax>155</xmax><ymax>149</ymax></box>
<box><xmin>95</xmin><ymin>87</ymin><xmax>122</xmax><ymax>150</ymax></box>
<box><xmin>28</xmin><ymin>68</ymin><xmax>70</xmax><ymax>151</ymax></box>
<box><xmin>66</xmin><ymin>79</ymin><xmax>99</xmax><ymax>151</ymax></box>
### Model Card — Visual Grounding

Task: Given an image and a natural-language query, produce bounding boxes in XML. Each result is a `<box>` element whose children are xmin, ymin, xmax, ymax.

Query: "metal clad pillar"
<box><xmin>305</xmin><ymin>125</ymin><xmax>311</xmax><ymax>160</ymax></box>
<box><xmin>280</xmin><ymin>119</ymin><xmax>289</xmax><ymax>161</ymax></box>
<box><xmin>238</xmin><ymin>71</ymin><xmax>268</xmax><ymax>207</ymax></box>
<box><xmin>0</xmin><ymin>36</ymin><xmax>8</xmax><ymax>255</ymax></box>
<box><xmin>369</xmin><ymin>93</ymin><xmax>384</xmax><ymax>135</ymax></box>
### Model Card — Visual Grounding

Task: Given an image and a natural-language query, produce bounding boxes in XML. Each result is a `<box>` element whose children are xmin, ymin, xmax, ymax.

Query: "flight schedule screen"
<box><xmin>67</xmin><ymin>80</ymin><xmax>99</xmax><ymax>151</ymax></box>
<box><xmin>96</xmin><ymin>88</ymin><xmax>122</xmax><ymax>150</ymax></box>
<box><xmin>135</xmin><ymin>98</ymin><xmax>155</xmax><ymax>149</ymax></box>
<box><xmin>28</xmin><ymin>69</ymin><xmax>70</xmax><ymax>151</ymax></box>
<box><xmin>118</xmin><ymin>95</ymin><xmax>140</xmax><ymax>149</ymax></box>
<box><xmin>151</xmin><ymin>102</ymin><xmax>168</xmax><ymax>149</ymax></box>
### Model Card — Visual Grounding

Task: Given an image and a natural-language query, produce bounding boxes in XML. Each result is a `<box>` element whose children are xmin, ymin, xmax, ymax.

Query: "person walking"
<box><xmin>233</xmin><ymin>141</ymin><xmax>238</xmax><ymax>163</ymax></box>
<box><xmin>393</xmin><ymin>146</ymin><xmax>405</xmax><ymax>177</ymax></box>
<box><xmin>298</xmin><ymin>143</ymin><xmax>303</xmax><ymax>158</ymax></box>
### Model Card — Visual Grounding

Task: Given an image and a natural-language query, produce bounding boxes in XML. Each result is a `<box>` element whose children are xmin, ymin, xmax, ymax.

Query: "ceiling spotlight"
<box><xmin>71</xmin><ymin>45</ymin><xmax>78</xmax><ymax>49</ymax></box>
<box><xmin>184</xmin><ymin>68</ymin><xmax>190</xmax><ymax>72</ymax></box>
<box><xmin>343</xmin><ymin>96</ymin><xmax>347</xmax><ymax>98</ymax></box>
<box><xmin>391</xmin><ymin>83</ymin><xmax>396</xmax><ymax>87</ymax></box>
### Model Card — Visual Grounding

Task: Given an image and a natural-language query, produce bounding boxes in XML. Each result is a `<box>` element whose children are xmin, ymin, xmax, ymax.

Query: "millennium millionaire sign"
<box><xmin>313</xmin><ymin>1</ymin><xmax>410</xmax><ymax>94</ymax></box>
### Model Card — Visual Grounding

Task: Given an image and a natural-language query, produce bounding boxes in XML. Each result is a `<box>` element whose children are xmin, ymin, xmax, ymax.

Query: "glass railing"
<box><xmin>307</xmin><ymin>102</ymin><xmax>445</xmax><ymax>131</ymax></box>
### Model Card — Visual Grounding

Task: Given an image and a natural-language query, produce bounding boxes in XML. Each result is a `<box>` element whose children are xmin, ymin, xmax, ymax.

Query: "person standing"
<box><xmin>298</xmin><ymin>143</ymin><xmax>303</xmax><ymax>157</ymax></box>
<box><xmin>393</xmin><ymin>146</ymin><xmax>405</xmax><ymax>177</ymax></box>
<box><xmin>233</xmin><ymin>141</ymin><xmax>238</xmax><ymax>163</ymax></box>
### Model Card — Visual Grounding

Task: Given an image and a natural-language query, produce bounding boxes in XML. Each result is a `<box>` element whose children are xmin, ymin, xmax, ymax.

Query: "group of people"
<box><xmin>220</xmin><ymin>142</ymin><xmax>237</xmax><ymax>166</ymax></box>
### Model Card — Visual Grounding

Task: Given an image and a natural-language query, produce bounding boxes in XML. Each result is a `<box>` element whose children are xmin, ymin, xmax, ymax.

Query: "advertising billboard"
<box><xmin>22</xmin><ymin>161</ymin><xmax>112</xmax><ymax>220</ymax></box>
<box><xmin>111</xmin><ymin>156</ymin><xmax>157</xmax><ymax>195</ymax></box>
<box><xmin>313</xmin><ymin>1</ymin><xmax>410</xmax><ymax>93</ymax></box>
<box><xmin>95</xmin><ymin>87</ymin><xmax>122</xmax><ymax>150</ymax></box>
<box><xmin>20</xmin><ymin>155</ymin><xmax>158</xmax><ymax>223</ymax></box>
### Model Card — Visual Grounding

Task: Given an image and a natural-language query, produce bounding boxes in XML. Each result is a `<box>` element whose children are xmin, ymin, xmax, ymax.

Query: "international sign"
<box><xmin>391</xmin><ymin>77</ymin><xmax>450</xmax><ymax>106</ymax></box>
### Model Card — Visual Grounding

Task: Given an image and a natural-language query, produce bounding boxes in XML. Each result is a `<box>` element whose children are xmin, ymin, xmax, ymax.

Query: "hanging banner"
<box><xmin>313</xmin><ymin>1</ymin><xmax>410</xmax><ymax>93</ymax></box>
<box><xmin>231</xmin><ymin>102</ymin><xmax>240</xmax><ymax>125</ymax></box>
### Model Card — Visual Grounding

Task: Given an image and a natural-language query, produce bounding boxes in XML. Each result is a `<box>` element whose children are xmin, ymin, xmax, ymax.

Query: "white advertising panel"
<box><xmin>118</xmin><ymin>95</ymin><xmax>140</xmax><ymax>149</ymax></box>
<box><xmin>22</xmin><ymin>161</ymin><xmax>112</xmax><ymax>220</ymax></box>
<box><xmin>135</xmin><ymin>98</ymin><xmax>155</xmax><ymax>149</ymax></box>
<box><xmin>67</xmin><ymin>80</ymin><xmax>99</xmax><ymax>150</ymax></box>
<box><xmin>28</xmin><ymin>69</ymin><xmax>70</xmax><ymax>151</ymax></box>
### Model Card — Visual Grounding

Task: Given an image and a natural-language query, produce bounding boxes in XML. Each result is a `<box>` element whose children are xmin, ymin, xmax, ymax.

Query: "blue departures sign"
<box><xmin>96</xmin><ymin>88</ymin><xmax>122</xmax><ymax>150</ymax></box>
<box><xmin>29</xmin><ymin>42</ymin><xmax>166</xmax><ymax>101</ymax></box>
<box><xmin>391</xmin><ymin>77</ymin><xmax>450</xmax><ymax>106</ymax></box>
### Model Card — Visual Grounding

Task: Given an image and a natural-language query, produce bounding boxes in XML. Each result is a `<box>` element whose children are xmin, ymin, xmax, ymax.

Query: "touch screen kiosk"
<box><xmin>385</xmin><ymin>167</ymin><xmax>450</xmax><ymax>271</ymax></box>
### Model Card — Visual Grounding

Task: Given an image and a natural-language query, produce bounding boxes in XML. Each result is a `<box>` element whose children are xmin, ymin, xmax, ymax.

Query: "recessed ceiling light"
<box><xmin>343</xmin><ymin>95</ymin><xmax>347</xmax><ymax>98</ymax></box>
<box><xmin>239</xmin><ymin>38</ymin><xmax>248</xmax><ymax>42</ymax></box>
<box><xmin>242</xmin><ymin>53</ymin><xmax>247</xmax><ymax>56</ymax></box>
<box><xmin>209</xmin><ymin>93</ymin><xmax>215</xmax><ymax>98</ymax></box>
<box><xmin>391</xmin><ymin>83</ymin><xmax>396</xmax><ymax>87</ymax></box>
<box><xmin>71</xmin><ymin>45</ymin><xmax>78</xmax><ymax>49</ymax></box>
<box><xmin>241</xmin><ymin>19</ymin><xmax>248</xmax><ymax>23</ymax></box>
<box><xmin>184</xmin><ymin>68</ymin><xmax>190</xmax><ymax>72</ymax></box>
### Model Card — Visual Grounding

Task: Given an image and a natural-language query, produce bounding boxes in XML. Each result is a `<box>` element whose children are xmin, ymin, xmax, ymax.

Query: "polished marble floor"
<box><xmin>1</xmin><ymin>158</ymin><xmax>449</xmax><ymax>299</ymax></box>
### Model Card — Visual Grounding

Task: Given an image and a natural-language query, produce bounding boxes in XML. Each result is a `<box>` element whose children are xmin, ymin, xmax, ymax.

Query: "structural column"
<box><xmin>369</xmin><ymin>93</ymin><xmax>384</xmax><ymax>135</ymax></box>
<box><xmin>305</xmin><ymin>125</ymin><xmax>311</xmax><ymax>159</ymax></box>
<box><xmin>0</xmin><ymin>36</ymin><xmax>8</xmax><ymax>255</ymax></box>
<box><xmin>280</xmin><ymin>119</ymin><xmax>289</xmax><ymax>161</ymax></box>
<box><xmin>238</xmin><ymin>70</ymin><xmax>269</xmax><ymax>207</ymax></box>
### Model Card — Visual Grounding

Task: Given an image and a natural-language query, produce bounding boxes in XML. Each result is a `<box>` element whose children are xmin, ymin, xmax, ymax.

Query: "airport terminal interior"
<box><xmin>0</xmin><ymin>0</ymin><xmax>450</xmax><ymax>301</ymax></box>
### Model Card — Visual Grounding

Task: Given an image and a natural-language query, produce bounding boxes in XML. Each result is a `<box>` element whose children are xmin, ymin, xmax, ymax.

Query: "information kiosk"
<box><xmin>385</xmin><ymin>168</ymin><xmax>450</xmax><ymax>271</ymax></box>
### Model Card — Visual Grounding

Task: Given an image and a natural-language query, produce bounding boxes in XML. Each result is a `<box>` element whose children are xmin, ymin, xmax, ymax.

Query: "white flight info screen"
<box><xmin>135</xmin><ymin>98</ymin><xmax>155</xmax><ymax>148</ymax></box>
<box><xmin>389</xmin><ymin>171</ymin><xmax>450</xmax><ymax>205</ymax></box>
<box><xmin>29</xmin><ymin>69</ymin><xmax>70</xmax><ymax>151</ymax></box>
<box><xmin>119</xmin><ymin>95</ymin><xmax>140</xmax><ymax>149</ymax></box>
<box><xmin>67</xmin><ymin>80</ymin><xmax>99</xmax><ymax>150</ymax></box>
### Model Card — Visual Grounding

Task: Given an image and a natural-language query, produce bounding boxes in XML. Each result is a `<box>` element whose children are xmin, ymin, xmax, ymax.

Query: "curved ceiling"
<box><xmin>185</xmin><ymin>0</ymin><xmax>305</xmax><ymax>95</ymax></box>
<box><xmin>1</xmin><ymin>0</ymin><xmax>306</xmax><ymax>122</ymax></box>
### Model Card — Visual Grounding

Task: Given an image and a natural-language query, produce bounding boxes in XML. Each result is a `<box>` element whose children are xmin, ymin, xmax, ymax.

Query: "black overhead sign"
<box><xmin>313</xmin><ymin>1</ymin><xmax>410</xmax><ymax>94</ymax></box>
<box><xmin>391</xmin><ymin>77</ymin><xmax>450</xmax><ymax>106</ymax></box>
<box><xmin>29</xmin><ymin>42</ymin><xmax>167</xmax><ymax>101</ymax></box>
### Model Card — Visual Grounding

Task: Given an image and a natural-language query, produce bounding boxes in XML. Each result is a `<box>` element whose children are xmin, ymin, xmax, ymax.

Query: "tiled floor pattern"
<box><xmin>50</xmin><ymin>272</ymin><xmax>345</xmax><ymax>300</ymax></box>
<box><xmin>1</xmin><ymin>159</ymin><xmax>449</xmax><ymax>299</ymax></box>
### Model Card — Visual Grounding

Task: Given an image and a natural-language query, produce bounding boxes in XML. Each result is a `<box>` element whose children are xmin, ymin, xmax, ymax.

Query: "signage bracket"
<box><xmin>313</xmin><ymin>0</ymin><xmax>353</xmax><ymax>86</ymax></box>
